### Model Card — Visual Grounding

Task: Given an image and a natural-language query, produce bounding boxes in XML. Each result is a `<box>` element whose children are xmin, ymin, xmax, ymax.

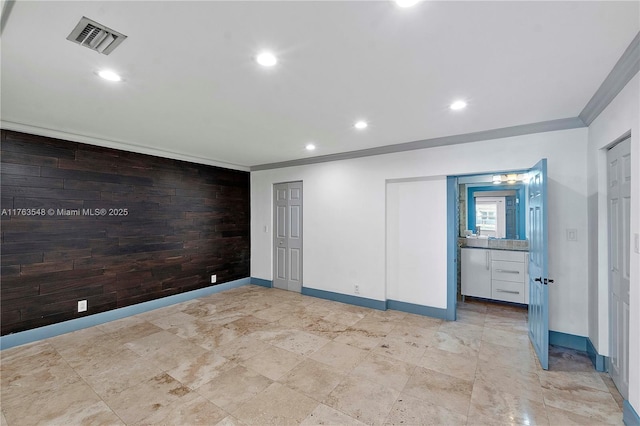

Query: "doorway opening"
<box><xmin>454</xmin><ymin>171</ymin><xmax>530</xmax><ymax>303</ymax></box>
<box><xmin>448</xmin><ymin>160</ymin><xmax>551</xmax><ymax>369</ymax></box>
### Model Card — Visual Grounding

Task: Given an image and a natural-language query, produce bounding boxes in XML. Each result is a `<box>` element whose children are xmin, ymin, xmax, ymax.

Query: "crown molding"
<box><xmin>251</xmin><ymin>117</ymin><xmax>585</xmax><ymax>171</ymax></box>
<box><xmin>0</xmin><ymin>0</ymin><xmax>16</xmax><ymax>36</ymax></box>
<box><xmin>580</xmin><ymin>31</ymin><xmax>640</xmax><ymax>126</ymax></box>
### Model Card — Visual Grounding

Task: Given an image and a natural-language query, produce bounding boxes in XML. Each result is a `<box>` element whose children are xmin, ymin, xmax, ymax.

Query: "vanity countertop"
<box><xmin>458</xmin><ymin>237</ymin><xmax>529</xmax><ymax>252</ymax></box>
<box><xmin>461</xmin><ymin>245</ymin><xmax>529</xmax><ymax>252</ymax></box>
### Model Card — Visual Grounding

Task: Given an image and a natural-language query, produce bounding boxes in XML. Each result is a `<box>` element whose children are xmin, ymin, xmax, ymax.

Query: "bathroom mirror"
<box><xmin>458</xmin><ymin>173</ymin><xmax>528</xmax><ymax>240</ymax></box>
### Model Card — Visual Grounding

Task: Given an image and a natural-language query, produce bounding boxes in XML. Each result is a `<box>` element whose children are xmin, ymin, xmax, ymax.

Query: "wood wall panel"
<box><xmin>0</xmin><ymin>130</ymin><xmax>250</xmax><ymax>335</ymax></box>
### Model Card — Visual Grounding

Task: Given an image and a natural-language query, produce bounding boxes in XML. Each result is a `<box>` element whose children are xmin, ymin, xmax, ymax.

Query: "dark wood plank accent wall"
<box><xmin>0</xmin><ymin>130</ymin><xmax>250</xmax><ymax>335</ymax></box>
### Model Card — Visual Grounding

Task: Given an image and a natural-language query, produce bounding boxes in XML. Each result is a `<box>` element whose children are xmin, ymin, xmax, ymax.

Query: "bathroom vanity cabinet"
<box><xmin>461</xmin><ymin>248</ymin><xmax>529</xmax><ymax>304</ymax></box>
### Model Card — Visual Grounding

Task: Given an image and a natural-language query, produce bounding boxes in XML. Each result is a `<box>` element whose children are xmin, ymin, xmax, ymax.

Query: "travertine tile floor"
<box><xmin>1</xmin><ymin>285</ymin><xmax>624</xmax><ymax>425</ymax></box>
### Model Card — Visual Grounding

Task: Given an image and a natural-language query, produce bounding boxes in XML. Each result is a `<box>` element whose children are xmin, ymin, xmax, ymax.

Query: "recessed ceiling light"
<box><xmin>256</xmin><ymin>51</ymin><xmax>277</xmax><ymax>67</ymax></box>
<box><xmin>98</xmin><ymin>69</ymin><xmax>122</xmax><ymax>82</ymax></box>
<box><xmin>395</xmin><ymin>0</ymin><xmax>421</xmax><ymax>8</ymax></box>
<box><xmin>305</xmin><ymin>143</ymin><xmax>316</xmax><ymax>151</ymax></box>
<box><xmin>450</xmin><ymin>100</ymin><xmax>467</xmax><ymax>111</ymax></box>
<box><xmin>354</xmin><ymin>120</ymin><xmax>368</xmax><ymax>130</ymax></box>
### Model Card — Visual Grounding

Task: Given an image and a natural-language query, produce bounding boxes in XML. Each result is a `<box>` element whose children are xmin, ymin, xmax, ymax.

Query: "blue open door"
<box><xmin>528</xmin><ymin>159</ymin><xmax>549</xmax><ymax>370</ymax></box>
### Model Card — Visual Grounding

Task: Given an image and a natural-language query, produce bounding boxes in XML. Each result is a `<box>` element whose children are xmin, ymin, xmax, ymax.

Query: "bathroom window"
<box><xmin>475</xmin><ymin>197</ymin><xmax>506</xmax><ymax>238</ymax></box>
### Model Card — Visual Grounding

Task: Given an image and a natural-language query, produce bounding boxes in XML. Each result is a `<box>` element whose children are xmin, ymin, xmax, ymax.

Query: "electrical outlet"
<box><xmin>78</xmin><ymin>300</ymin><xmax>87</xmax><ymax>313</ymax></box>
<box><xmin>354</xmin><ymin>284</ymin><xmax>360</xmax><ymax>294</ymax></box>
<box><xmin>211</xmin><ymin>274</ymin><xmax>217</xmax><ymax>284</ymax></box>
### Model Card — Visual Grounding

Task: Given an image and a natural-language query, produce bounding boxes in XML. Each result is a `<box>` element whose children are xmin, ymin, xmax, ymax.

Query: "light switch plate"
<box><xmin>635</xmin><ymin>233</ymin><xmax>639</xmax><ymax>254</ymax></box>
<box><xmin>566</xmin><ymin>229</ymin><xmax>578</xmax><ymax>242</ymax></box>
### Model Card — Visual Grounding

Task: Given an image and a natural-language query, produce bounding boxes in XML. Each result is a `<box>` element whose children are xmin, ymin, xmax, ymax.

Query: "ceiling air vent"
<box><xmin>66</xmin><ymin>17</ymin><xmax>127</xmax><ymax>55</ymax></box>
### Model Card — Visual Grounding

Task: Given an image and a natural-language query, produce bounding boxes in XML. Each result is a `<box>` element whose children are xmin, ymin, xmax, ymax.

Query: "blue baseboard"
<box><xmin>548</xmin><ymin>332</ymin><xmax>609</xmax><ymax>373</ymax></box>
<box><xmin>299</xmin><ymin>287</ymin><xmax>447</xmax><ymax>320</ymax></box>
<box><xmin>301</xmin><ymin>287</ymin><xmax>386</xmax><ymax>311</ymax></box>
<box><xmin>586</xmin><ymin>337</ymin><xmax>607</xmax><ymax>372</ymax></box>
<box><xmin>0</xmin><ymin>277</ymin><xmax>251</xmax><ymax>351</ymax></box>
<box><xmin>624</xmin><ymin>400</ymin><xmax>640</xmax><ymax>426</ymax></box>
<box><xmin>251</xmin><ymin>277</ymin><xmax>273</xmax><ymax>288</ymax></box>
<box><xmin>386</xmin><ymin>299</ymin><xmax>448</xmax><ymax>319</ymax></box>
<box><xmin>549</xmin><ymin>330</ymin><xmax>587</xmax><ymax>352</ymax></box>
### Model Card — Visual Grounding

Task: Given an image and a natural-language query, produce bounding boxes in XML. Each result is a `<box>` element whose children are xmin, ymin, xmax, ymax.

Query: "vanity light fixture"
<box><xmin>98</xmin><ymin>69</ymin><xmax>122</xmax><ymax>82</ymax></box>
<box><xmin>493</xmin><ymin>173</ymin><xmax>528</xmax><ymax>184</ymax></box>
<box><xmin>354</xmin><ymin>120</ymin><xmax>368</xmax><ymax>130</ymax></box>
<box><xmin>395</xmin><ymin>0</ymin><xmax>421</xmax><ymax>7</ymax></box>
<box><xmin>450</xmin><ymin>100</ymin><xmax>467</xmax><ymax>111</ymax></box>
<box><xmin>256</xmin><ymin>51</ymin><xmax>278</xmax><ymax>67</ymax></box>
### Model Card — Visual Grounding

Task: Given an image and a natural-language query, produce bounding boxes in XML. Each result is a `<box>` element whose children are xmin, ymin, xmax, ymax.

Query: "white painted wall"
<box><xmin>251</xmin><ymin>127</ymin><xmax>589</xmax><ymax>336</ymax></box>
<box><xmin>386</xmin><ymin>178</ymin><xmax>448</xmax><ymax>309</ymax></box>
<box><xmin>587</xmin><ymin>72</ymin><xmax>639</xmax><ymax>412</ymax></box>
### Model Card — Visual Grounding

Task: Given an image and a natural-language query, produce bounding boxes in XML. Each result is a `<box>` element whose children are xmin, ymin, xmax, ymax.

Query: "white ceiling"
<box><xmin>1</xmin><ymin>1</ymin><xmax>638</xmax><ymax>169</ymax></box>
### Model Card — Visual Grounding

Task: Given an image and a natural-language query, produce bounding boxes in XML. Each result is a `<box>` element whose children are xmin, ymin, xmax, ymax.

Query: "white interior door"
<box><xmin>607</xmin><ymin>137</ymin><xmax>631</xmax><ymax>399</ymax></box>
<box><xmin>273</xmin><ymin>182</ymin><xmax>303</xmax><ymax>292</ymax></box>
